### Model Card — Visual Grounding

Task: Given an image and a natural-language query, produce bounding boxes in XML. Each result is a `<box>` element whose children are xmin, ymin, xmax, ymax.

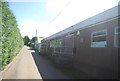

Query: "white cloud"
<box><xmin>18</xmin><ymin>0</ymin><xmax>119</xmax><ymax>39</ymax></box>
<box><xmin>6</xmin><ymin>0</ymin><xmax>48</xmax><ymax>2</ymax></box>
<box><xmin>19</xmin><ymin>19</ymin><xmax>43</xmax><ymax>39</ymax></box>
<box><xmin>48</xmin><ymin>0</ymin><xmax>119</xmax><ymax>32</ymax></box>
<box><xmin>18</xmin><ymin>19</ymin><xmax>60</xmax><ymax>39</ymax></box>
<box><xmin>45</xmin><ymin>0</ymin><xmax>71</xmax><ymax>14</ymax></box>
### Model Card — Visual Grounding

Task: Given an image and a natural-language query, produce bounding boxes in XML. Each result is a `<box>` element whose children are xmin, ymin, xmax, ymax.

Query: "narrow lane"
<box><xmin>2</xmin><ymin>46</ymin><xmax>42</xmax><ymax>79</ymax></box>
<box><xmin>2</xmin><ymin>46</ymin><xmax>71</xmax><ymax>79</ymax></box>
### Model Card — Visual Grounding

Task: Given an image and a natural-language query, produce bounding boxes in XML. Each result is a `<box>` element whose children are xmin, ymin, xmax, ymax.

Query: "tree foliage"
<box><xmin>1</xmin><ymin>2</ymin><xmax>24</xmax><ymax>70</ymax></box>
<box><xmin>27</xmin><ymin>37</ymin><xmax>38</xmax><ymax>48</ymax></box>
<box><xmin>30</xmin><ymin>37</ymin><xmax>37</xmax><ymax>48</ymax></box>
<box><xmin>31</xmin><ymin>37</ymin><xmax>37</xmax><ymax>43</ymax></box>
<box><xmin>23</xmin><ymin>35</ymin><xmax>30</xmax><ymax>46</ymax></box>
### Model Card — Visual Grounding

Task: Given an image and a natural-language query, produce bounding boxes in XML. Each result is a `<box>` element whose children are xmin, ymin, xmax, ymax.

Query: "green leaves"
<box><xmin>1</xmin><ymin>2</ymin><xmax>24</xmax><ymax>70</ymax></box>
<box><xmin>23</xmin><ymin>36</ymin><xmax>30</xmax><ymax>46</ymax></box>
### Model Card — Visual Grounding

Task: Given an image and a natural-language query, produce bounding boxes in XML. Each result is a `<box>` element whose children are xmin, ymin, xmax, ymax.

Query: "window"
<box><xmin>91</xmin><ymin>29</ymin><xmax>107</xmax><ymax>47</ymax></box>
<box><xmin>114</xmin><ymin>27</ymin><xmax>120</xmax><ymax>48</ymax></box>
<box><xmin>55</xmin><ymin>39</ymin><xmax>62</xmax><ymax>47</ymax></box>
<box><xmin>50</xmin><ymin>40</ymin><xmax>55</xmax><ymax>48</ymax></box>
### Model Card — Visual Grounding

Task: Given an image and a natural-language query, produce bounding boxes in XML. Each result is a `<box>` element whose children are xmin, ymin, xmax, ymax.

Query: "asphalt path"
<box><xmin>2</xmin><ymin>46</ymin><xmax>70</xmax><ymax>79</ymax></box>
<box><xmin>2</xmin><ymin>46</ymin><xmax>42</xmax><ymax>79</ymax></box>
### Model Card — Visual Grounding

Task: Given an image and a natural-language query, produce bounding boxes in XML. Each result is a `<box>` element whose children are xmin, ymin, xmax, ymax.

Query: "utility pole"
<box><xmin>36</xmin><ymin>29</ymin><xmax>37</xmax><ymax>37</ymax></box>
<box><xmin>32</xmin><ymin>34</ymin><xmax>33</xmax><ymax>38</ymax></box>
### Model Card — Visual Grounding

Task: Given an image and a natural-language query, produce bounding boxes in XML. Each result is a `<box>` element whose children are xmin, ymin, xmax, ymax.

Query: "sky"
<box><xmin>5</xmin><ymin>0</ymin><xmax>119</xmax><ymax>39</ymax></box>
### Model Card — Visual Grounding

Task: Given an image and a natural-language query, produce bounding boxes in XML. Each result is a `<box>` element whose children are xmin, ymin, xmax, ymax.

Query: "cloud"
<box><xmin>6</xmin><ymin>0</ymin><xmax>48</xmax><ymax>2</ymax></box>
<box><xmin>45</xmin><ymin>0</ymin><xmax>71</xmax><ymax>14</ymax></box>
<box><xmin>18</xmin><ymin>19</ymin><xmax>60</xmax><ymax>39</ymax></box>
<box><xmin>18</xmin><ymin>0</ymin><xmax>119</xmax><ymax>39</ymax></box>
<box><xmin>19</xmin><ymin>19</ymin><xmax>44</xmax><ymax>38</ymax></box>
<box><xmin>47</xmin><ymin>0</ymin><xmax>119</xmax><ymax>31</ymax></box>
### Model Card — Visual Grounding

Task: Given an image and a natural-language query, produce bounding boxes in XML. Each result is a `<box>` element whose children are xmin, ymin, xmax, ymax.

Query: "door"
<box><xmin>64</xmin><ymin>34</ymin><xmax>74</xmax><ymax>55</ymax></box>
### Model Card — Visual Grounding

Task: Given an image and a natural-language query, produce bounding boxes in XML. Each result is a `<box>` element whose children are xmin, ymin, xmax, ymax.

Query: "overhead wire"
<box><xmin>48</xmin><ymin>0</ymin><xmax>72</xmax><ymax>25</ymax></box>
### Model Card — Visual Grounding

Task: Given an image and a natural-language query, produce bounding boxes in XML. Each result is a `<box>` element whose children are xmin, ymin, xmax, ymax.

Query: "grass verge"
<box><xmin>40</xmin><ymin>54</ymin><xmax>89</xmax><ymax>79</ymax></box>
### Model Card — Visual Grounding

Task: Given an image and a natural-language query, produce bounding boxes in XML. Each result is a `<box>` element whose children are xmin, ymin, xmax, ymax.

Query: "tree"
<box><xmin>23</xmin><ymin>36</ymin><xmax>30</xmax><ymax>46</ymax></box>
<box><xmin>31</xmin><ymin>37</ymin><xmax>37</xmax><ymax>43</ymax></box>
<box><xmin>30</xmin><ymin>37</ymin><xmax>37</xmax><ymax>48</ymax></box>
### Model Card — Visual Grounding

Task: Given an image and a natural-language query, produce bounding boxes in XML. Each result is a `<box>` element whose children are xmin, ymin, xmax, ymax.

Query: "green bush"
<box><xmin>1</xmin><ymin>2</ymin><xmax>24</xmax><ymax>70</ymax></box>
<box><xmin>23</xmin><ymin>36</ymin><xmax>30</xmax><ymax>46</ymax></box>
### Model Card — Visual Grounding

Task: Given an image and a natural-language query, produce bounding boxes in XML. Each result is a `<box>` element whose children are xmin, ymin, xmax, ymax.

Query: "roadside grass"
<box><xmin>52</xmin><ymin>62</ymin><xmax>90</xmax><ymax>79</ymax></box>
<box><xmin>40</xmin><ymin>54</ymin><xmax>89</xmax><ymax>79</ymax></box>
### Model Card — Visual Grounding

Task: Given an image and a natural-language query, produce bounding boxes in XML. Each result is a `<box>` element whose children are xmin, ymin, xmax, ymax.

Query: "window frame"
<box><xmin>55</xmin><ymin>39</ymin><xmax>63</xmax><ymax>48</ymax></box>
<box><xmin>114</xmin><ymin>27</ymin><xmax>120</xmax><ymax>48</ymax></box>
<box><xmin>91</xmin><ymin>29</ymin><xmax>107</xmax><ymax>48</ymax></box>
<box><xmin>50</xmin><ymin>40</ymin><xmax>55</xmax><ymax>48</ymax></box>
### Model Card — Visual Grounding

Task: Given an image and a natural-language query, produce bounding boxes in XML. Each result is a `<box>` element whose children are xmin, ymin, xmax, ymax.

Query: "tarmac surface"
<box><xmin>1</xmin><ymin>46</ymin><xmax>70</xmax><ymax>79</ymax></box>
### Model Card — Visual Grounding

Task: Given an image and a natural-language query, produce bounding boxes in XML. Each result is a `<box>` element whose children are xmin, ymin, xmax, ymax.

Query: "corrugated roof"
<box><xmin>45</xmin><ymin>5</ymin><xmax>119</xmax><ymax>41</ymax></box>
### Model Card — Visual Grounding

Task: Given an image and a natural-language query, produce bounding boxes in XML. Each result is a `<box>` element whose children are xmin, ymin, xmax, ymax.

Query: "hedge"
<box><xmin>0</xmin><ymin>2</ymin><xmax>24</xmax><ymax>70</ymax></box>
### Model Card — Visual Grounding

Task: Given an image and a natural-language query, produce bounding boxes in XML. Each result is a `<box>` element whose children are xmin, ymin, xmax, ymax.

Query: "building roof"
<box><xmin>45</xmin><ymin>5</ymin><xmax>119</xmax><ymax>41</ymax></box>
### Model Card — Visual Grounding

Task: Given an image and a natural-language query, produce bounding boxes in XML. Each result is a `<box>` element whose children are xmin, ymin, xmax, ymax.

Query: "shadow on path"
<box><xmin>31</xmin><ymin>52</ymin><xmax>71</xmax><ymax>79</ymax></box>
